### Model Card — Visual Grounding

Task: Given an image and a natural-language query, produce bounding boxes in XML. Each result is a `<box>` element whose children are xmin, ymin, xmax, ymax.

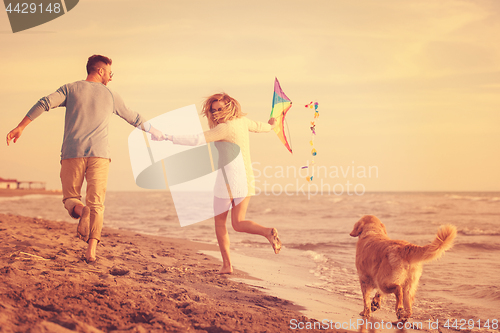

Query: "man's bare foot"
<box><xmin>77</xmin><ymin>206</ymin><xmax>90</xmax><ymax>242</ymax></box>
<box><xmin>218</xmin><ymin>266</ymin><xmax>233</xmax><ymax>274</ymax></box>
<box><xmin>267</xmin><ymin>228</ymin><xmax>282</xmax><ymax>254</ymax></box>
<box><xmin>85</xmin><ymin>238</ymin><xmax>98</xmax><ymax>262</ymax></box>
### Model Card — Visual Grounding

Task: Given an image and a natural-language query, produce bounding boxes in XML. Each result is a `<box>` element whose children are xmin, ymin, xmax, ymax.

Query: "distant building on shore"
<box><xmin>0</xmin><ymin>177</ymin><xmax>17</xmax><ymax>189</ymax></box>
<box><xmin>0</xmin><ymin>177</ymin><xmax>46</xmax><ymax>190</ymax></box>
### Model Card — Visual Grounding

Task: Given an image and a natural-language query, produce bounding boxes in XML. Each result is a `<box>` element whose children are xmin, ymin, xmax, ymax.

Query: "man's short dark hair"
<box><xmin>86</xmin><ymin>55</ymin><xmax>112</xmax><ymax>75</ymax></box>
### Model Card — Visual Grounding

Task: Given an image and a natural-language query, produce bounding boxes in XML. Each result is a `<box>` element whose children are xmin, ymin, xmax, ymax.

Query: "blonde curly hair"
<box><xmin>201</xmin><ymin>93</ymin><xmax>247</xmax><ymax>129</ymax></box>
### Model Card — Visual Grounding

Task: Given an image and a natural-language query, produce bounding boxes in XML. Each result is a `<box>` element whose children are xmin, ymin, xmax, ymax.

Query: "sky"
<box><xmin>1</xmin><ymin>0</ymin><xmax>499</xmax><ymax>192</ymax></box>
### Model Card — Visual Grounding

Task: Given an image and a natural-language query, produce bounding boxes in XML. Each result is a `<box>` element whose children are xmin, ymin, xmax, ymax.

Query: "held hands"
<box><xmin>149</xmin><ymin>127</ymin><xmax>172</xmax><ymax>142</ymax></box>
<box><xmin>149</xmin><ymin>127</ymin><xmax>166</xmax><ymax>141</ymax></box>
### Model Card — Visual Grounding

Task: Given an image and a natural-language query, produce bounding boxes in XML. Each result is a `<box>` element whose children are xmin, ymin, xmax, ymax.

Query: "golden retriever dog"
<box><xmin>350</xmin><ymin>215</ymin><xmax>456</xmax><ymax>322</ymax></box>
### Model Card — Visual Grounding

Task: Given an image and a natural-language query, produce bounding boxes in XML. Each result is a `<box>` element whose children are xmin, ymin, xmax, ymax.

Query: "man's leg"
<box><xmin>60</xmin><ymin>158</ymin><xmax>86</xmax><ymax>217</ymax></box>
<box><xmin>84</xmin><ymin>157</ymin><xmax>110</xmax><ymax>261</ymax></box>
<box><xmin>60</xmin><ymin>158</ymin><xmax>90</xmax><ymax>241</ymax></box>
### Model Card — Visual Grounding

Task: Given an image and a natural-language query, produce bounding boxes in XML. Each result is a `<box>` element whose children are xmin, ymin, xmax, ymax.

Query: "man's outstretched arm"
<box><xmin>6</xmin><ymin>116</ymin><xmax>32</xmax><ymax>146</ymax></box>
<box><xmin>7</xmin><ymin>85</ymin><xmax>67</xmax><ymax>146</ymax></box>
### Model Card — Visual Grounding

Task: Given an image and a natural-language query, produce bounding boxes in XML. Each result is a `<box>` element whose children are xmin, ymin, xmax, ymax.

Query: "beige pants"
<box><xmin>60</xmin><ymin>157</ymin><xmax>110</xmax><ymax>241</ymax></box>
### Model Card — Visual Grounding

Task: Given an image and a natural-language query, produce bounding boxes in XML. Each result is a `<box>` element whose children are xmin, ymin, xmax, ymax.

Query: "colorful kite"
<box><xmin>270</xmin><ymin>77</ymin><xmax>293</xmax><ymax>154</ymax></box>
<box><xmin>302</xmin><ymin>102</ymin><xmax>319</xmax><ymax>181</ymax></box>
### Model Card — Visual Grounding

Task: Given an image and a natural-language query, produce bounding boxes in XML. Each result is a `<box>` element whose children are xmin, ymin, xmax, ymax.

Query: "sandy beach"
<box><xmin>0</xmin><ymin>211</ymin><xmax>328</xmax><ymax>333</ymax></box>
<box><xmin>1</xmin><ymin>190</ymin><xmax>497</xmax><ymax>333</ymax></box>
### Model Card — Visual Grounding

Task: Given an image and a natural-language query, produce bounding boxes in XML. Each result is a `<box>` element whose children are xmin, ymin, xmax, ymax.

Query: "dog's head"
<box><xmin>350</xmin><ymin>215</ymin><xmax>387</xmax><ymax>238</ymax></box>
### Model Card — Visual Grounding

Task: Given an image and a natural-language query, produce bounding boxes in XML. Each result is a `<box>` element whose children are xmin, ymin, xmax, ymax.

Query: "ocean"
<box><xmin>1</xmin><ymin>191</ymin><xmax>499</xmax><ymax>332</ymax></box>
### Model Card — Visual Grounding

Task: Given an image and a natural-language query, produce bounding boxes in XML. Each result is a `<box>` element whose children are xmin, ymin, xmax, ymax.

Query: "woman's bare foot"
<box><xmin>267</xmin><ymin>228</ymin><xmax>282</xmax><ymax>254</ymax></box>
<box><xmin>77</xmin><ymin>206</ymin><xmax>90</xmax><ymax>242</ymax></box>
<box><xmin>218</xmin><ymin>265</ymin><xmax>233</xmax><ymax>274</ymax></box>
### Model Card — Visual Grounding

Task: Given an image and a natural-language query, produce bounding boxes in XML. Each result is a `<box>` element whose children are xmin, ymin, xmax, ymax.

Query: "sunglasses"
<box><xmin>98</xmin><ymin>67</ymin><xmax>113</xmax><ymax>78</ymax></box>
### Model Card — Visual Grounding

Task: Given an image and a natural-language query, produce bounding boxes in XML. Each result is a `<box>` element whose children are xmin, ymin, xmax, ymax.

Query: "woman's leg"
<box><xmin>214</xmin><ymin>197</ymin><xmax>232</xmax><ymax>274</ymax></box>
<box><xmin>231</xmin><ymin>197</ymin><xmax>282</xmax><ymax>254</ymax></box>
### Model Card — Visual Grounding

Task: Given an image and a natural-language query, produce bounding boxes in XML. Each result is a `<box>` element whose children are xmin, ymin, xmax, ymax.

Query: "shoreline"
<box><xmin>0</xmin><ymin>188</ymin><xmax>62</xmax><ymax>197</ymax></box>
<box><xmin>0</xmin><ymin>212</ymin><xmax>337</xmax><ymax>332</ymax></box>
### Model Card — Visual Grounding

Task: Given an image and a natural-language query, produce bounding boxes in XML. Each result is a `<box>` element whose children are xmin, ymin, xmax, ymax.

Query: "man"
<box><xmin>6</xmin><ymin>55</ymin><xmax>164</xmax><ymax>263</ymax></box>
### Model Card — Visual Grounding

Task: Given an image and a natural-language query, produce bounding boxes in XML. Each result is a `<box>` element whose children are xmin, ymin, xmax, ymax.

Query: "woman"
<box><xmin>164</xmin><ymin>93</ymin><xmax>281</xmax><ymax>274</ymax></box>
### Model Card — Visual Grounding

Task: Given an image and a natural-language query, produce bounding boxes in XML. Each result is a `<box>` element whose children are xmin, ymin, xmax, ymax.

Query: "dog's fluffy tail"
<box><xmin>407</xmin><ymin>225</ymin><xmax>457</xmax><ymax>263</ymax></box>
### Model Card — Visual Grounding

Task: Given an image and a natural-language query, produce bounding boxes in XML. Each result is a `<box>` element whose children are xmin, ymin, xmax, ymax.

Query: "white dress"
<box><xmin>172</xmin><ymin>117</ymin><xmax>272</xmax><ymax>199</ymax></box>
